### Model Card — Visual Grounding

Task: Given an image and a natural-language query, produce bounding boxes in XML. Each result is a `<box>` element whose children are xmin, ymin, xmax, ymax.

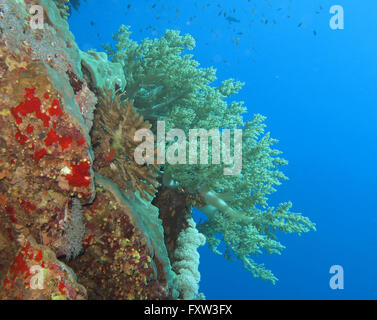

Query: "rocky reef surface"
<box><xmin>0</xmin><ymin>0</ymin><xmax>184</xmax><ymax>300</ymax></box>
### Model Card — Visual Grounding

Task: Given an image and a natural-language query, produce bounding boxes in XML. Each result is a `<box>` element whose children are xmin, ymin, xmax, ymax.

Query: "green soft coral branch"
<box><xmin>198</xmin><ymin>186</ymin><xmax>254</xmax><ymax>226</ymax></box>
<box><xmin>105</xmin><ymin>25</ymin><xmax>316</xmax><ymax>284</ymax></box>
<box><xmin>198</xmin><ymin>201</ymin><xmax>314</xmax><ymax>284</ymax></box>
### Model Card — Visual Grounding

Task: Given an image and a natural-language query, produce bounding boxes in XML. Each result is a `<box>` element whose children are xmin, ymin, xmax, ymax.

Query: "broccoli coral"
<box><xmin>105</xmin><ymin>25</ymin><xmax>316</xmax><ymax>283</ymax></box>
<box><xmin>104</xmin><ymin>25</ymin><xmax>245</xmax><ymax>132</ymax></box>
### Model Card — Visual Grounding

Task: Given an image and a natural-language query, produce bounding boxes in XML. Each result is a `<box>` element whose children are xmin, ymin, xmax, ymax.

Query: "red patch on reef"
<box><xmin>34</xmin><ymin>149</ymin><xmax>47</xmax><ymax>162</ymax></box>
<box><xmin>34</xmin><ymin>250</ymin><xmax>43</xmax><ymax>263</ymax></box>
<box><xmin>48</xmin><ymin>99</ymin><xmax>63</xmax><ymax>117</ymax></box>
<box><xmin>59</xmin><ymin>136</ymin><xmax>72</xmax><ymax>150</ymax></box>
<box><xmin>15</xmin><ymin>129</ymin><xmax>28</xmax><ymax>145</ymax></box>
<box><xmin>104</xmin><ymin>149</ymin><xmax>115</xmax><ymax>162</ymax></box>
<box><xmin>6</xmin><ymin>206</ymin><xmax>17</xmax><ymax>223</ymax></box>
<box><xmin>44</xmin><ymin>129</ymin><xmax>59</xmax><ymax>147</ymax></box>
<box><xmin>10</xmin><ymin>252</ymin><xmax>30</xmax><ymax>284</ymax></box>
<box><xmin>77</xmin><ymin>138</ymin><xmax>85</xmax><ymax>146</ymax></box>
<box><xmin>7</xmin><ymin>242</ymin><xmax>36</xmax><ymax>289</ymax></box>
<box><xmin>11</xmin><ymin>88</ymin><xmax>50</xmax><ymax>127</ymax></box>
<box><xmin>66</xmin><ymin>161</ymin><xmax>91</xmax><ymax>188</ymax></box>
<box><xmin>20</xmin><ymin>199</ymin><xmax>36</xmax><ymax>214</ymax></box>
<box><xmin>26</xmin><ymin>124</ymin><xmax>34</xmax><ymax>134</ymax></box>
<box><xmin>58</xmin><ymin>282</ymin><xmax>67</xmax><ymax>295</ymax></box>
<box><xmin>25</xmin><ymin>88</ymin><xmax>34</xmax><ymax>100</ymax></box>
<box><xmin>82</xmin><ymin>235</ymin><xmax>94</xmax><ymax>249</ymax></box>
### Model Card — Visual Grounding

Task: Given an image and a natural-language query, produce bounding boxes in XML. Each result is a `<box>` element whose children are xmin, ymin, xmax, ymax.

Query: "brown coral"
<box><xmin>92</xmin><ymin>88</ymin><xmax>160</xmax><ymax>200</ymax></box>
<box><xmin>67</xmin><ymin>185</ymin><xmax>169</xmax><ymax>300</ymax></box>
<box><xmin>152</xmin><ymin>185</ymin><xmax>196</xmax><ymax>261</ymax></box>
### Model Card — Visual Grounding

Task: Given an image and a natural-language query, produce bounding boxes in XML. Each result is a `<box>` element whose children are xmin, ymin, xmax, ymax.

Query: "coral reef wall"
<box><xmin>0</xmin><ymin>0</ymin><xmax>315</xmax><ymax>300</ymax></box>
<box><xmin>0</xmin><ymin>0</ymin><xmax>175</xmax><ymax>299</ymax></box>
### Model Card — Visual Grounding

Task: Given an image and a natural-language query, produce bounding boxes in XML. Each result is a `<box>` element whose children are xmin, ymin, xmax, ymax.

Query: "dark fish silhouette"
<box><xmin>226</xmin><ymin>16</ymin><xmax>240</xmax><ymax>23</ymax></box>
<box><xmin>69</xmin><ymin>0</ymin><xmax>86</xmax><ymax>11</ymax></box>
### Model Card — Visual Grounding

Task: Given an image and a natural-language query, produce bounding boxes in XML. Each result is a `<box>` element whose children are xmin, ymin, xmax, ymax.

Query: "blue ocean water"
<box><xmin>68</xmin><ymin>0</ymin><xmax>377</xmax><ymax>299</ymax></box>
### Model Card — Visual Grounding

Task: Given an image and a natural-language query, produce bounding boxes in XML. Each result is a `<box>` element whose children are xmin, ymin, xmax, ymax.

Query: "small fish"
<box><xmin>226</xmin><ymin>16</ymin><xmax>240</xmax><ymax>23</ymax></box>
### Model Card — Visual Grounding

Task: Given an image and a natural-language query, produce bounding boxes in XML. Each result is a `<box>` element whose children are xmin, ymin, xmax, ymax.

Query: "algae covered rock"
<box><xmin>0</xmin><ymin>0</ymin><xmax>174</xmax><ymax>299</ymax></box>
<box><xmin>1</xmin><ymin>236</ymin><xmax>87</xmax><ymax>300</ymax></box>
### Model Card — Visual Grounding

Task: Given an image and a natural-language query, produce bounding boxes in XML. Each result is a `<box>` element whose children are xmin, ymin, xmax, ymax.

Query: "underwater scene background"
<box><xmin>0</xmin><ymin>0</ymin><xmax>376</xmax><ymax>300</ymax></box>
<box><xmin>66</xmin><ymin>0</ymin><xmax>377</xmax><ymax>300</ymax></box>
